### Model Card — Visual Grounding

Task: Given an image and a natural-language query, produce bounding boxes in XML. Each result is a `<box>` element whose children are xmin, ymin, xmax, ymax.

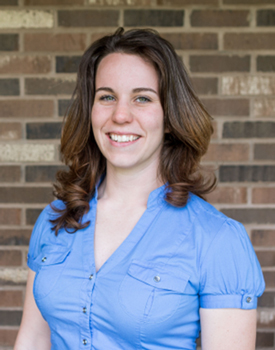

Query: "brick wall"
<box><xmin>0</xmin><ymin>0</ymin><xmax>274</xmax><ymax>349</ymax></box>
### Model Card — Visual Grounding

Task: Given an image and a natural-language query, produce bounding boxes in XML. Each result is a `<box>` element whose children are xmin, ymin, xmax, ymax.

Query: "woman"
<box><xmin>15</xmin><ymin>27</ymin><xmax>265</xmax><ymax>350</ymax></box>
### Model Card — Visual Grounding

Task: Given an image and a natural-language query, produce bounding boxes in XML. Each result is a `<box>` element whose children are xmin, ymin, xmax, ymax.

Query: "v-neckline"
<box><xmin>84</xmin><ymin>183</ymin><xmax>167</xmax><ymax>278</ymax></box>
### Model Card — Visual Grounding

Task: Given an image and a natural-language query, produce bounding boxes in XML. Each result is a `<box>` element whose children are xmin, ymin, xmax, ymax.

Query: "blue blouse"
<box><xmin>27</xmin><ymin>184</ymin><xmax>265</xmax><ymax>350</ymax></box>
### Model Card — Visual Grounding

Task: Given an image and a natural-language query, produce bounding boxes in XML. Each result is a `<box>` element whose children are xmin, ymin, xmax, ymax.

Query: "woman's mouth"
<box><xmin>108</xmin><ymin>133</ymin><xmax>140</xmax><ymax>143</ymax></box>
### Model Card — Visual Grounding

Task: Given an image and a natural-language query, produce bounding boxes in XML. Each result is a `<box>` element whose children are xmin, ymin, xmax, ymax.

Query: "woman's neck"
<box><xmin>97</xmin><ymin>163</ymin><xmax>164</xmax><ymax>208</ymax></box>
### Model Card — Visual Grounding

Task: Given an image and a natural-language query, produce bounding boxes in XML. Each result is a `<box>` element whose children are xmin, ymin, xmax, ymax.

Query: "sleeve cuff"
<box><xmin>27</xmin><ymin>253</ymin><xmax>39</xmax><ymax>272</ymax></box>
<box><xmin>200</xmin><ymin>293</ymin><xmax>258</xmax><ymax>309</ymax></box>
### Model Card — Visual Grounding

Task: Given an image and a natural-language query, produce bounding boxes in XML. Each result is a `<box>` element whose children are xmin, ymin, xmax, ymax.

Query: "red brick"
<box><xmin>0</xmin><ymin>208</ymin><xmax>21</xmax><ymax>225</ymax></box>
<box><xmin>0</xmin><ymin>251</ymin><xmax>21</xmax><ymax>266</ymax></box>
<box><xmin>0</xmin><ymin>100</ymin><xmax>54</xmax><ymax>118</ymax></box>
<box><xmin>0</xmin><ymin>187</ymin><xmax>53</xmax><ymax>204</ymax></box>
<box><xmin>0</xmin><ymin>56</ymin><xmax>51</xmax><ymax>74</ymax></box>
<box><xmin>256</xmin><ymin>251</ymin><xmax>275</xmax><ymax>268</ymax></box>
<box><xmin>88</xmin><ymin>0</ymin><xmax>153</xmax><ymax>4</ymax></box>
<box><xmin>0</xmin><ymin>34</ymin><xmax>18</xmax><ymax>52</ymax></box>
<box><xmin>24</xmin><ymin>33</ymin><xmax>87</xmax><ymax>52</ymax></box>
<box><xmin>252</xmin><ymin>188</ymin><xmax>275</xmax><ymax>204</ymax></box>
<box><xmin>211</xmin><ymin>121</ymin><xmax>218</xmax><ymax>140</ymax></box>
<box><xmin>25</xmin><ymin>78</ymin><xmax>75</xmax><ymax>96</ymax></box>
<box><xmin>224</xmin><ymin>33</ymin><xmax>275</xmax><ymax>50</ymax></box>
<box><xmin>251</xmin><ymin>230</ymin><xmax>275</xmax><ymax>247</ymax></box>
<box><xmin>191</xmin><ymin>77</ymin><xmax>218</xmax><ymax>95</ymax></box>
<box><xmin>254</xmin><ymin>98</ymin><xmax>275</xmax><ymax>117</ymax></box>
<box><xmin>157</xmin><ymin>0</ymin><xmax>218</xmax><ymax>4</ymax></box>
<box><xmin>0</xmin><ymin>290</ymin><xmax>22</xmax><ymax>307</ymax></box>
<box><xmin>206</xmin><ymin>186</ymin><xmax>247</xmax><ymax>204</ymax></box>
<box><xmin>0</xmin><ymin>310</ymin><xmax>22</xmax><ymax>326</ymax></box>
<box><xmin>0</xmin><ymin>229</ymin><xmax>31</xmax><ymax>245</ymax></box>
<box><xmin>263</xmin><ymin>271</ymin><xmax>275</xmax><ymax>288</ymax></box>
<box><xmin>26</xmin><ymin>208</ymin><xmax>42</xmax><ymax>225</ymax></box>
<box><xmin>221</xmin><ymin>208</ymin><xmax>275</xmax><ymax>224</ymax></box>
<box><xmin>0</xmin><ymin>166</ymin><xmax>21</xmax><ymax>182</ymax></box>
<box><xmin>254</xmin><ymin>144</ymin><xmax>275</xmax><ymax>161</ymax></box>
<box><xmin>191</xmin><ymin>10</ymin><xmax>249</xmax><ymax>27</ymax></box>
<box><xmin>90</xmin><ymin>32</ymin><xmax>110</xmax><ymax>43</ymax></box>
<box><xmin>25</xmin><ymin>0</ymin><xmax>83</xmax><ymax>4</ymax></box>
<box><xmin>58</xmin><ymin>10</ymin><xmax>119</xmax><ymax>27</ymax></box>
<box><xmin>0</xmin><ymin>0</ymin><xmax>18</xmax><ymax>4</ymax></box>
<box><xmin>190</xmin><ymin>55</ymin><xmax>250</xmax><ymax>73</ymax></box>
<box><xmin>0</xmin><ymin>329</ymin><xmax>18</xmax><ymax>347</ymax></box>
<box><xmin>256</xmin><ymin>332</ymin><xmax>274</xmax><ymax>348</ymax></box>
<box><xmin>258</xmin><ymin>291</ymin><xmax>275</xmax><ymax>307</ymax></box>
<box><xmin>203</xmin><ymin>143</ymin><xmax>249</xmax><ymax>162</ymax></box>
<box><xmin>225</xmin><ymin>0</ymin><xmax>275</xmax><ymax>3</ymax></box>
<box><xmin>257</xmin><ymin>309</ymin><xmax>275</xmax><ymax>328</ymax></box>
<box><xmin>257</xmin><ymin>55</ymin><xmax>275</xmax><ymax>72</ymax></box>
<box><xmin>161</xmin><ymin>33</ymin><xmax>218</xmax><ymax>50</ymax></box>
<box><xmin>202</xmin><ymin>98</ymin><xmax>249</xmax><ymax>116</ymax></box>
<box><xmin>0</xmin><ymin>123</ymin><xmax>21</xmax><ymax>140</ymax></box>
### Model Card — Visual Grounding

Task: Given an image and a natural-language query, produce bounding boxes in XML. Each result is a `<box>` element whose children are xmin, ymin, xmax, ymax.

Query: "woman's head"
<box><xmin>62</xmin><ymin>27</ymin><xmax>212</xmax><ymax>179</ymax></box>
<box><xmin>92</xmin><ymin>52</ymin><xmax>165</xmax><ymax>174</ymax></box>
<box><xmin>52</xmin><ymin>27</ymin><xmax>215</xmax><ymax>234</ymax></box>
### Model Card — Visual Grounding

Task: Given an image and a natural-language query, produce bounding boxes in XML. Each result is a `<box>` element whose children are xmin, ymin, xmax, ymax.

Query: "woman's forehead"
<box><xmin>95</xmin><ymin>53</ymin><xmax>159</xmax><ymax>90</ymax></box>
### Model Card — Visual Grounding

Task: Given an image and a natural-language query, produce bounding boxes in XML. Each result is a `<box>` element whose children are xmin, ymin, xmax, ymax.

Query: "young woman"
<box><xmin>15</xmin><ymin>28</ymin><xmax>265</xmax><ymax>350</ymax></box>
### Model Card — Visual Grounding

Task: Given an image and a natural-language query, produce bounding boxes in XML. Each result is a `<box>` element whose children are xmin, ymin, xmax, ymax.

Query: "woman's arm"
<box><xmin>200</xmin><ymin>308</ymin><xmax>257</xmax><ymax>350</ymax></box>
<box><xmin>14</xmin><ymin>269</ymin><xmax>51</xmax><ymax>350</ymax></box>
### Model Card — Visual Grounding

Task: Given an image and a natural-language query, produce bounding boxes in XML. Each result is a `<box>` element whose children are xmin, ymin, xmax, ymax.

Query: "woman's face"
<box><xmin>91</xmin><ymin>53</ymin><xmax>164</xmax><ymax>173</ymax></box>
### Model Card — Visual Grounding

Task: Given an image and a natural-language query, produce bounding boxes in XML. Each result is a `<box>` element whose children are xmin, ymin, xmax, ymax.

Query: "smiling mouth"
<box><xmin>109</xmin><ymin>133</ymin><xmax>140</xmax><ymax>143</ymax></box>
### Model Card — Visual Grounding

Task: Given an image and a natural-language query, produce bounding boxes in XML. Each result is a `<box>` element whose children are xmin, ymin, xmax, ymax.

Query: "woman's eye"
<box><xmin>136</xmin><ymin>96</ymin><xmax>151</xmax><ymax>103</ymax></box>
<box><xmin>99</xmin><ymin>95</ymin><xmax>115</xmax><ymax>101</ymax></box>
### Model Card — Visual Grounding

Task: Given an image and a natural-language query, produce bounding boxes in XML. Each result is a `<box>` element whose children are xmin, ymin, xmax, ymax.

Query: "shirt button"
<box><xmin>153</xmin><ymin>275</ymin><xmax>161</xmax><ymax>282</ymax></box>
<box><xmin>41</xmin><ymin>257</ymin><xmax>47</xmax><ymax>262</ymax></box>
<box><xmin>82</xmin><ymin>339</ymin><xmax>87</xmax><ymax>345</ymax></box>
<box><xmin>246</xmin><ymin>296</ymin><xmax>252</xmax><ymax>303</ymax></box>
<box><xmin>83</xmin><ymin>307</ymin><xmax>87</xmax><ymax>313</ymax></box>
<box><xmin>89</xmin><ymin>274</ymin><xmax>94</xmax><ymax>280</ymax></box>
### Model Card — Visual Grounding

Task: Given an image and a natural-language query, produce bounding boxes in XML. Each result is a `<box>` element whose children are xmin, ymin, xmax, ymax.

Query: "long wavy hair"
<box><xmin>51</xmin><ymin>27</ymin><xmax>216</xmax><ymax>235</ymax></box>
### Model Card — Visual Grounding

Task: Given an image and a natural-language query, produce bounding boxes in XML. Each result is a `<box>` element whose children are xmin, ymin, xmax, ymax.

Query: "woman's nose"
<box><xmin>112</xmin><ymin>100</ymin><xmax>133</xmax><ymax>124</ymax></box>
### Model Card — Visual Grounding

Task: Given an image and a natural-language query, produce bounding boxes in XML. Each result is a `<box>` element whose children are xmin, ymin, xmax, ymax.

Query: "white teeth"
<box><xmin>109</xmin><ymin>133</ymin><xmax>139</xmax><ymax>143</ymax></box>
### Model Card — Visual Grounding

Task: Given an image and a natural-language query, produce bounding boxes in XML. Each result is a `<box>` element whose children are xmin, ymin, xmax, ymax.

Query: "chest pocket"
<box><xmin>119</xmin><ymin>260</ymin><xmax>190</xmax><ymax>323</ymax></box>
<box><xmin>33</xmin><ymin>247</ymin><xmax>71</xmax><ymax>301</ymax></box>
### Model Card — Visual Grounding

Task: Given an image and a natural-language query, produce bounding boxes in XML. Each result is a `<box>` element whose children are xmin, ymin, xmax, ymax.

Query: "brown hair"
<box><xmin>51</xmin><ymin>27</ymin><xmax>216</xmax><ymax>235</ymax></box>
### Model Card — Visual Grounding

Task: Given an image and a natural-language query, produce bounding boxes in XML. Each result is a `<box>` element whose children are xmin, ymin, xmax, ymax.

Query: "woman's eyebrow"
<box><xmin>95</xmin><ymin>87</ymin><xmax>158</xmax><ymax>95</ymax></box>
<box><xmin>95</xmin><ymin>87</ymin><xmax>114</xmax><ymax>93</ymax></box>
<box><xmin>132</xmin><ymin>88</ymin><xmax>158</xmax><ymax>95</ymax></box>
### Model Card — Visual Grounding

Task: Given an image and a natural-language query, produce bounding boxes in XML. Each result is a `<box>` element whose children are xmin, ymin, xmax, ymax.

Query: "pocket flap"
<box><xmin>35</xmin><ymin>248</ymin><xmax>71</xmax><ymax>266</ymax></box>
<box><xmin>128</xmin><ymin>260</ymin><xmax>190</xmax><ymax>293</ymax></box>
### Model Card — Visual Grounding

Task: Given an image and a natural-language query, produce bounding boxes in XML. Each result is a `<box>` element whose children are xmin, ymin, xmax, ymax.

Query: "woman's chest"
<box><xmin>93</xmin><ymin>203</ymin><xmax>146</xmax><ymax>272</ymax></box>
<box><xmin>33</xmin><ymin>205</ymin><xmax>201</xmax><ymax>349</ymax></box>
<box><xmin>34</xmin><ymin>238</ymin><xmax>200</xmax><ymax>350</ymax></box>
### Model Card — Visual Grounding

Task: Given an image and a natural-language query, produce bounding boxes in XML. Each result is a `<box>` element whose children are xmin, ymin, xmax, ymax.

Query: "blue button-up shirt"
<box><xmin>27</xmin><ymin>184</ymin><xmax>265</xmax><ymax>350</ymax></box>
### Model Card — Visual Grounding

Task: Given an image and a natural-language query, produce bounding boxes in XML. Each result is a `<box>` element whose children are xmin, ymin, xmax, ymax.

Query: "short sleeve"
<box><xmin>199</xmin><ymin>219</ymin><xmax>265</xmax><ymax>310</ymax></box>
<box><xmin>27</xmin><ymin>206</ymin><xmax>49</xmax><ymax>272</ymax></box>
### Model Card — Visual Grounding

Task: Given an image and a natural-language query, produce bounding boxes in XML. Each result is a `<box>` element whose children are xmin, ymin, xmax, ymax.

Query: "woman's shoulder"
<box><xmin>182</xmin><ymin>193</ymin><xmax>250</xmax><ymax>256</ymax></box>
<box><xmin>185</xmin><ymin>192</ymin><xmax>238</xmax><ymax>234</ymax></box>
